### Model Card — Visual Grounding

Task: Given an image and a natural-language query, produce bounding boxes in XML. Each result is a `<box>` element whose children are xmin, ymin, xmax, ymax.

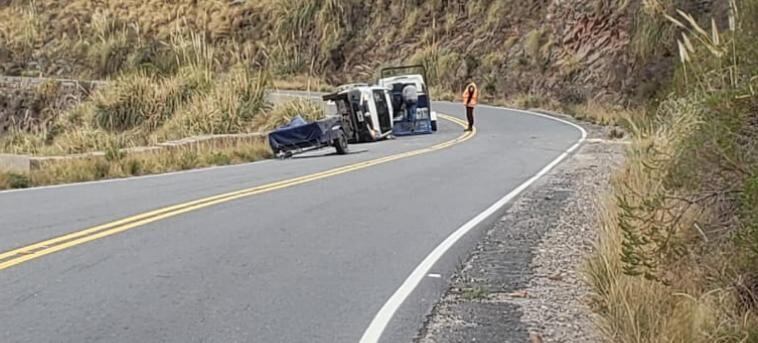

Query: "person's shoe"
<box><xmin>464</xmin><ymin>127</ymin><xmax>473</xmax><ymax>132</ymax></box>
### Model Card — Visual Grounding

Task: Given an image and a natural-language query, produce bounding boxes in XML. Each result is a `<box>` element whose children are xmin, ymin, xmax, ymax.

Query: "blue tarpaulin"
<box><xmin>268</xmin><ymin>116</ymin><xmax>341</xmax><ymax>153</ymax></box>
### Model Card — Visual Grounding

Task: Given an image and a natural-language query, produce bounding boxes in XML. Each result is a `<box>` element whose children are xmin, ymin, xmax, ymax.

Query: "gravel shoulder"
<box><xmin>416</xmin><ymin>122</ymin><xmax>626</xmax><ymax>343</ymax></box>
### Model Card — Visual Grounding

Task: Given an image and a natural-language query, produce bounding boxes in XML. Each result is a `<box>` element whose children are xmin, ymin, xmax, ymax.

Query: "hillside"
<box><xmin>0</xmin><ymin>0</ymin><xmax>719</xmax><ymax>104</ymax></box>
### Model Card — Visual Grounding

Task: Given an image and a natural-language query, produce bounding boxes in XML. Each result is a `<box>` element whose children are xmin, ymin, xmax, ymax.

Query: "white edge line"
<box><xmin>358</xmin><ymin>104</ymin><xmax>587</xmax><ymax>343</ymax></box>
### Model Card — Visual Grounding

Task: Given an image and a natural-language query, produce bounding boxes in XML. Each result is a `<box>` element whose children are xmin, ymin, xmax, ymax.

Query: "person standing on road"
<box><xmin>462</xmin><ymin>82</ymin><xmax>478</xmax><ymax>131</ymax></box>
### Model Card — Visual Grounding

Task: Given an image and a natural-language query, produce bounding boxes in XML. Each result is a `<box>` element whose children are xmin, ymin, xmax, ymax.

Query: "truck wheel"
<box><xmin>335</xmin><ymin>131</ymin><xmax>349</xmax><ymax>155</ymax></box>
<box><xmin>431</xmin><ymin>120</ymin><xmax>438</xmax><ymax>131</ymax></box>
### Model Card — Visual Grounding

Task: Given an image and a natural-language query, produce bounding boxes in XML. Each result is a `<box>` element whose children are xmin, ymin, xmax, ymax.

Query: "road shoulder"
<box><xmin>416</xmin><ymin>123</ymin><xmax>625</xmax><ymax>343</ymax></box>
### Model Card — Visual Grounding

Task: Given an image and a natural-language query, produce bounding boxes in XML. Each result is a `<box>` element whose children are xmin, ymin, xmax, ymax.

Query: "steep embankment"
<box><xmin>0</xmin><ymin>0</ymin><xmax>718</xmax><ymax>104</ymax></box>
<box><xmin>1</xmin><ymin>0</ymin><xmax>723</xmax><ymax>140</ymax></box>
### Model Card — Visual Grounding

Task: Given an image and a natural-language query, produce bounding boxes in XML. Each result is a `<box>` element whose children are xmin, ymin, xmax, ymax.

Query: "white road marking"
<box><xmin>358</xmin><ymin>105</ymin><xmax>587</xmax><ymax>343</ymax></box>
<box><xmin>427</xmin><ymin>274</ymin><xmax>442</xmax><ymax>279</ymax></box>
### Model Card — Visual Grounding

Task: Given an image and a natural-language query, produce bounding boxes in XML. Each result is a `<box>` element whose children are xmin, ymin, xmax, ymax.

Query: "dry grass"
<box><xmin>524</xmin><ymin>28</ymin><xmax>545</xmax><ymax>63</ymax></box>
<box><xmin>507</xmin><ymin>93</ymin><xmax>562</xmax><ymax>112</ymax></box>
<box><xmin>0</xmin><ymin>25</ymin><xmax>329</xmax><ymax>188</ymax></box>
<box><xmin>586</xmin><ymin>1</ymin><xmax>758</xmax><ymax>341</ymax></box>
<box><xmin>272</xmin><ymin>75</ymin><xmax>332</xmax><ymax>93</ymax></box>
<box><xmin>0</xmin><ymin>90</ymin><xmax>328</xmax><ymax>189</ymax></box>
<box><xmin>570</xmin><ymin>99</ymin><xmax>645</xmax><ymax>127</ymax></box>
<box><xmin>0</xmin><ymin>138</ymin><xmax>270</xmax><ymax>190</ymax></box>
<box><xmin>0</xmin><ymin>41</ymin><xmax>276</xmax><ymax>156</ymax></box>
<box><xmin>252</xmin><ymin>98</ymin><xmax>325</xmax><ymax>132</ymax></box>
<box><xmin>0</xmin><ymin>0</ymin><xmax>590</xmax><ymax>100</ymax></box>
<box><xmin>156</xmin><ymin>66</ymin><xmax>270</xmax><ymax>140</ymax></box>
<box><xmin>586</xmin><ymin>197</ymin><xmax>748</xmax><ymax>343</ymax></box>
<box><xmin>586</xmin><ymin>113</ymin><xmax>758</xmax><ymax>341</ymax></box>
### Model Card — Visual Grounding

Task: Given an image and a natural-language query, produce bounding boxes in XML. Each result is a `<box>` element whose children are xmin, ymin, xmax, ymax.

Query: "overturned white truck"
<box><xmin>322</xmin><ymin>85</ymin><xmax>394</xmax><ymax>143</ymax></box>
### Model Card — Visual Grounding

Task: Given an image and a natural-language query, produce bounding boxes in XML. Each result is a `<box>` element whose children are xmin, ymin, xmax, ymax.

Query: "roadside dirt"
<box><xmin>416</xmin><ymin>122</ymin><xmax>625</xmax><ymax>343</ymax></box>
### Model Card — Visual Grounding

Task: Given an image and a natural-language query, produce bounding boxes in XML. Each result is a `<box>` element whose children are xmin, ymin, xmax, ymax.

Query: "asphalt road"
<box><xmin>0</xmin><ymin>102</ymin><xmax>583</xmax><ymax>343</ymax></box>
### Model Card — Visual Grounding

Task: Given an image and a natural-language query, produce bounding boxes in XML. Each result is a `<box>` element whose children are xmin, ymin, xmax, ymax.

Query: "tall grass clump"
<box><xmin>587</xmin><ymin>0</ymin><xmax>758</xmax><ymax>341</ymax></box>
<box><xmin>266</xmin><ymin>0</ymin><xmax>356</xmax><ymax>73</ymax></box>
<box><xmin>158</xmin><ymin>66</ymin><xmax>270</xmax><ymax>139</ymax></box>
<box><xmin>408</xmin><ymin>44</ymin><xmax>463</xmax><ymax>92</ymax></box>
<box><xmin>92</xmin><ymin>68</ymin><xmax>212</xmax><ymax>133</ymax></box>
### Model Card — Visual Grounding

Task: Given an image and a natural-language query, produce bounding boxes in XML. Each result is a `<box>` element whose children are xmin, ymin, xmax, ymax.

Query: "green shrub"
<box><xmin>93</xmin><ymin>159</ymin><xmax>111</xmax><ymax>179</ymax></box>
<box><xmin>462</xmin><ymin>286</ymin><xmax>489</xmax><ymax>301</ymax></box>
<box><xmin>207</xmin><ymin>152</ymin><xmax>232</xmax><ymax>166</ymax></box>
<box><xmin>104</xmin><ymin>139</ymin><xmax>126</xmax><ymax>162</ymax></box>
<box><xmin>92</xmin><ymin>72</ymin><xmax>158</xmax><ymax>131</ymax></box>
<box><xmin>7</xmin><ymin>173</ymin><xmax>31</xmax><ymax>189</ymax></box>
<box><xmin>125</xmin><ymin>159</ymin><xmax>143</xmax><ymax>175</ymax></box>
<box><xmin>178</xmin><ymin>150</ymin><xmax>199</xmax><ymax>170</ymax></box>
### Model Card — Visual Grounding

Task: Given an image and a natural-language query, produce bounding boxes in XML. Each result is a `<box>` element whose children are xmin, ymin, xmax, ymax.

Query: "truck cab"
<box><xmin>377</xmin><ymin>65</ymin><xmax>438</xmax><ymax>135</ymax></box>
<box><xmin>322</xmin><ymin>85</ymin><xmax>394</xmax><ymax>143</ymax></box>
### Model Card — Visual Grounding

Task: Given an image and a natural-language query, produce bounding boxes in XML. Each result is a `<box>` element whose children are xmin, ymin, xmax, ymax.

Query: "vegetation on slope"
<box><xmin>0</xmin><ymin>22</ymin><xmax>326</xmax><ymax>189</ymax></box>
<box><xmin>586</xmin><ymin>0</ymin><xmax>758</xmax><ymax>341</ymax></box>
<box><xmin>0</xmin><ymin>0</ymin><xmax>688</xmax><ymax>105</ymax></box>
<box><xmin>0</xmin><ymin>32</ymin><xmax>328</xmax><ymax>156</ymax></box>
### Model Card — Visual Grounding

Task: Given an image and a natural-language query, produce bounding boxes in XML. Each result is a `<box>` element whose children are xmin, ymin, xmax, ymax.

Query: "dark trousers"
<box><xmin>466</xmin><ymin>106</ymin><xmax>474</xmax><ymax>129</ymax></box>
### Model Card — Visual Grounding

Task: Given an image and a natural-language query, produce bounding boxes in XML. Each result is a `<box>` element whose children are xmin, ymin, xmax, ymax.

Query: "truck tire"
<box><xmin>335</xmin><ymin>130</ymin><xmax>349</xmax><ymax>155</ymax></box>
<box><xmin>431</xmin><ymin>120</ymin><xmax>438</xmax><ymax>131</ymax></box>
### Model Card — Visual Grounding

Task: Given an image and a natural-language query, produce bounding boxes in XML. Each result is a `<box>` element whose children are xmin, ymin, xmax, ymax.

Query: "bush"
<box><xmin>5</xmin><ymin>173</ymin><xmax>31</xmax><ymax>189</ymax></box>
<box><xmin>124</xmin><ymin>159</ymin><xmax>143</xmax><ymax>175</ymax></box>
<box><xmin>207</xmin><ymin>152</ymin><xmax>232</xmax><ymax>166</ymax></box>
<box><xmin>178</xmin><ymin>150</ymin><xmax>200</xmax><ymax>170</ymax></box>
<box><xmin>103</xmin><ymin>138</ymin><xmax>126</xmax><ymax>162</ymax></box>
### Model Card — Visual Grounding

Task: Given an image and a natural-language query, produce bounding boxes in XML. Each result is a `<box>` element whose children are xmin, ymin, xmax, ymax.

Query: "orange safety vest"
<box><xmin>462</xmin><ymin>83</ymin><xmax>479</xmax><ymax>108</ymax></box>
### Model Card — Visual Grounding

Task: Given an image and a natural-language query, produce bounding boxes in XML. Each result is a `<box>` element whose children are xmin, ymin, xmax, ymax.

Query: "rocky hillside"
<box><xmin>0</xmin><ymin>0</ymin><xmax>721</xmax><ymax>106</ymax></box>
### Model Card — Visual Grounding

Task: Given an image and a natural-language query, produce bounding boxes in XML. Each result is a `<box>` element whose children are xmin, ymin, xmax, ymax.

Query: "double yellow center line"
<box><xmin>0</xmin><ymin>115</ymin><xmax>475</xmax><ymax>271</ymax></box>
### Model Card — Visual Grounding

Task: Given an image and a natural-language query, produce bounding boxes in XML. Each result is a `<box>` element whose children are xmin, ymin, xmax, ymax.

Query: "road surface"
<box><xmin>0</xmin><ymin>102</ymin><xmax>583</xmax><ymax>342</ymax></box>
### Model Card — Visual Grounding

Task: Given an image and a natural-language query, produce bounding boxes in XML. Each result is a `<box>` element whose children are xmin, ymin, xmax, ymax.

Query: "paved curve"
<box><xmin>0</xmin><ymin>102</ymin><xmax>581</xmax><ymax>343</ymax></box>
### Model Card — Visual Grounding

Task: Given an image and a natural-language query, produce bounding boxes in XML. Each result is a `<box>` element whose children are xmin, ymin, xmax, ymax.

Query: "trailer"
<box><xmin>268</xmin><ymin>115</ymin><xmax>349</xmax><ymax>158</ymax></box>
<box><xmin>377</xmin><ymin>65</ymin><xmax>438</xmax><ymax>135</ymax></box>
